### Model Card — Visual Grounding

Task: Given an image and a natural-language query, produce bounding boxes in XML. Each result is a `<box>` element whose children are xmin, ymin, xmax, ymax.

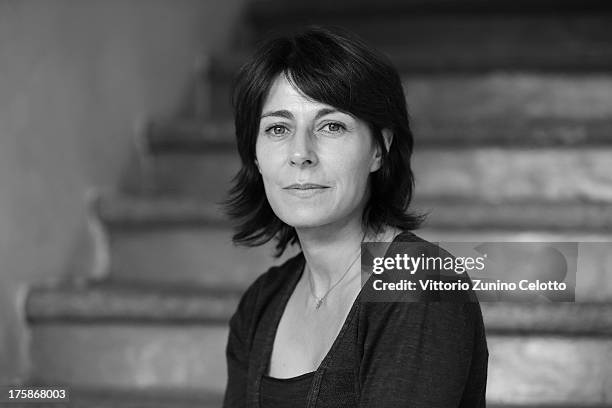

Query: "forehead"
<box><xmin>261</xmin><ymin>74</ymin><xmax>335</xmax><ymax>114</ymax></box>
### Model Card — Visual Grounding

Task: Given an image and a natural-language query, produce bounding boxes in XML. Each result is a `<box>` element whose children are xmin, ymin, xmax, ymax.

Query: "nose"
<box><xmin>288</xmin><ymin>129</ymin><xmax>318</xmax><ymax>168</ymax></box>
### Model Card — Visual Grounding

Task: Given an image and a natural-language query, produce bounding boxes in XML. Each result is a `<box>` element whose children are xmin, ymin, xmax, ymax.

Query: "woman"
<box><xmin>222</xmin><ymin>27</ymin><xmax>488</xmax><ymax>407</ymax></box>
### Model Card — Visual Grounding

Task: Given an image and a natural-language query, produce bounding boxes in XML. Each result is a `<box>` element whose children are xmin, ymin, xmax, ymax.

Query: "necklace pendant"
<box><xmin>315</xmin><ymin>298</ymin><xmax>323</xmax><ymax>309</ymax></box>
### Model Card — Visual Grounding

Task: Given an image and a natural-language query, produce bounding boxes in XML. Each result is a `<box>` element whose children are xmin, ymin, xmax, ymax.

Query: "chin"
<box><xmin>274</xmin><ymin>208</ymin><xmax>332</xmax><ymax>229</ymax></box>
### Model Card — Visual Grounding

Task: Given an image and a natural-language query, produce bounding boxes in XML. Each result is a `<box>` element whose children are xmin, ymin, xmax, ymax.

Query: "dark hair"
<box><xmin>222</xmin><ymin>26</ymin><xmax>425</xmax><ymax>258</ymax></box>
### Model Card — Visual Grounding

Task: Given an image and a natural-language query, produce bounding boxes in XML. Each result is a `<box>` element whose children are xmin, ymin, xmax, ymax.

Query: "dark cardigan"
<box><xmin>223</xmin><ymin>230</ymin><xmax>489</xmax><ymax>407</ymax></box>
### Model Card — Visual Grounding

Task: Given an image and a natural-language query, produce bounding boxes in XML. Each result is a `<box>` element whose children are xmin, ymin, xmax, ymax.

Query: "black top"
<box><xmin>260</xmin><ymin>372</ymin><xmax>315</xmax><ymax>408</ymax></box>
<box><xmin>223</xmin><ymin>230</ymin><xmax>489</xmax><ymax>408</ymax></box>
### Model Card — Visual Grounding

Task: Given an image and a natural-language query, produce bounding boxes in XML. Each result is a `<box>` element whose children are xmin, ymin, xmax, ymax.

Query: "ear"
<box><xmin>370</xmin><ymin>128</ymin><xmax>394</xmax><ymax>172</ymax></box>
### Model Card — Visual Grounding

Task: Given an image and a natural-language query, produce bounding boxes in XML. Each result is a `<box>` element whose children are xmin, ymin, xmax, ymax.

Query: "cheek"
<box><xmin>342</xmin><ymin>165</ymin><xmax>371</xmax><ymax>196</ymax></box>
<box><xmin>332</xmin><ymin>145</ymin><xmax>373</xmax><ymax>179</ymax></box>
<box><xmin>255</xmin><ymin>141</ymin><xmax>280</xmax><ymax>176</ymax></box>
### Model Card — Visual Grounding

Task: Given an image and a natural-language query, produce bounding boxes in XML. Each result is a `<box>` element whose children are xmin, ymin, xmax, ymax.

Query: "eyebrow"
<box><xmin>260</xmin><ymin>110</ymin><xmax>293</xmax><ymax>120</ymax></box>
<box><xmin>260</xmin><ymin>108</ymin><xmax>344</xmax><ymax>121</ymax></box>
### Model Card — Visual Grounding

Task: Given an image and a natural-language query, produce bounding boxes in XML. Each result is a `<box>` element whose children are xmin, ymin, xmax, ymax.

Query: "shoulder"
<box><xmin>225</xmin><ymin>252</ymin><xmax>305</xmax><ymax>366</ymax></box>
<box><xmin>385</xmin><ymin>230</ymin><xmax>479</xmax><ymax>302</ymax></box>
<box><xmin>241</xmin><ymin>251</ymin><xmax>304</xmax><ymax>305</ymax></box>
<box><xmin>359</xmin><ymin>230</ymin><xmax>484</xmax><ymax>331</ymax></box>
<box><xmin>228</xmin><ymin>252</ymin><xmax>304</xmax><ymax>335</ymax></box>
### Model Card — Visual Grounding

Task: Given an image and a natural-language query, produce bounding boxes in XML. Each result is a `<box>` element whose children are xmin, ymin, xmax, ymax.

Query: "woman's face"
<box><xmin>255</xmin><ymin>74</ymin><xmax>385</xmax><ymax>230</ymax></box>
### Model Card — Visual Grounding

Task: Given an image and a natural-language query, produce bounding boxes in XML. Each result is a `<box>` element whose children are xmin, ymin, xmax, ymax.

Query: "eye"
<box><xmin>265</xmin><ymin>124</ymin><xmax>289</xmax><ymax>136</ymax></box>
<box><xmin>320</xmin><ymin>122</ymin><xmax>346</xmax><ymax>133</ymax></box>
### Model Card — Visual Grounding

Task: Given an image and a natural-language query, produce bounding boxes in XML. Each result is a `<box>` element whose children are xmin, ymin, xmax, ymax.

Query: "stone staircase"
<box><xmin>19</xmin><ymin>1</ymin><xmax>612</xmax><ymax>407</ymax></box>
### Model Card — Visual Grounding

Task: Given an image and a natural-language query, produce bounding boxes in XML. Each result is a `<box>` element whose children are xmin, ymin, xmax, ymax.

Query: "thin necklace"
<box><xmin>307</xmin><ymin>230</ymin><xmax>367</xmax><ymax>309</ymax></box>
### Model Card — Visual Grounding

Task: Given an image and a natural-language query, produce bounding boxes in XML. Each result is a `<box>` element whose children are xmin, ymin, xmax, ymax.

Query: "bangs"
<box><xmin>278</xmin><ymin>31</ymin><xmax>376</xmax><ymax>116</ymax></box>
<box><xmin>277</xmin><ymin>70</ymin><xmax>350</xmax><ymax>120</ymax></box>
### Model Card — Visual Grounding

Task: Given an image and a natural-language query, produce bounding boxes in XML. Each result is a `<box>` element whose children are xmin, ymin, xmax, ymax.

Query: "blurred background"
<box><xmin>1</xmin><ymin>0</ymin><xmax>611</xmax><ymax>406</ymax></box>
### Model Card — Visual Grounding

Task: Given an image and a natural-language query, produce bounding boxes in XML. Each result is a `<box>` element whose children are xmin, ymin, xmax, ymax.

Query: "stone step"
<box><xmin>418</xmin><ymin>229</ymin><xmax>612</xmax><ymax>303</ymax></box>
<box><xmin>243</xmin><ymin>0</ymin><xmax>612</xmax><ymax>66</ymax></box>
<box><xmin>29</xmin><ymin>322</ymin><xmax>229</xmax><ymax>393</ymax></box>
<box><xmin>416</xmin><ymin>201</ymin><xmax>612</xmax><ymax>231</ymax></box>
<box><xmin>2</xmin><ymin>387</ymin><xmax>222</xmax><ymax>408</ymax></box>
<box><xmin>93</xmin><ymin>195</ymin><xmax>298</xmax><ymax>288</ymax></box>
<box><xmin>135</xmin><ymin>142</ymin><xmax>612</xmax><ymax>204</ymax></box>
<box><xmin>487</xmin><ymin>336</ymin><xmax>612</xmax><ymax>406</ymax></box>
<box><xmin>246</xmin><ymin>5</ymin><xmax>612</xmax><ymax>69</ymax></box>
<box><xmin>26</xmin><ymin>284</ymin><xmax>233</xmax><ymax>393</ymax></box>
<box><xmin>7</xmin><ymin>395</ymin><xmax>611</xmax><ymax>408</ymax></box>
<box><xmin>11</xmin><ymin>390</ymin><xmax>600</xmax><ymax>408</ymax></box>
<box><xmin>26</xmin><ymin>284</ymin><xmax>242</xmax><ymax>324</ymax></box>
<box><xmin>26</xmin><ymin>285</ymin><xmax>612</xmax><ymax>335</ymax></box>
<box><xmin>482</xmin><ymin>302</ymin><xmax>612</xmax><ymax>336</ymax></box>
<box><xmin>246</xmin><ymin>0</ymin><xmax>611</xmax><ymax>17</ymax></box>
<box><xmin>94</xmin><ymin>195</ymin><xmax>612</xmax><ymax>298</ymax></box>
<box><xmin>25</xmin><ymin>285</ymin><xmax>612</xmax><ymax>404</ymax></box>
<box><xmin>412</xmin><ymin>147</ymin><xmax>612</xmax><ymax>203</ymax></box>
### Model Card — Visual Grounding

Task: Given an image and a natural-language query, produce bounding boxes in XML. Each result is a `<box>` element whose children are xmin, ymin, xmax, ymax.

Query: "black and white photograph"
<box><xmin>1</xmin><ymin>1</ymin><xmax>611</xmax><ymax>407</ymax></box>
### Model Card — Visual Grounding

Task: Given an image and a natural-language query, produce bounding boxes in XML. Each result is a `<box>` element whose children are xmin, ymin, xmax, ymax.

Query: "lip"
<box><xmin>282</xmin><ymin>183</ymin><xmax>330</xmax><ymax>198</ymax></box>
<box><xmin>283</xmin><ymin>187</ymin><xmax>329</xmax><ymax>198</ymax></box>
<box><xmin>283</xmin><ymin>183</ymin><xmax>330</xmax><ymax>190</ymax></box>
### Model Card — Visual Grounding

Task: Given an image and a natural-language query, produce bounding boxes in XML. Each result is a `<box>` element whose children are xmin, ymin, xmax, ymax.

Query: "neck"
<box><xmin>297</xmin><ymin>220</ymin><xmax>367</xmax><ymax>291</ymax></box>
<box><xmin>296</xmin><ymin>210</ymin><xmax>394</xmax><ymax>294</ymax></box>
